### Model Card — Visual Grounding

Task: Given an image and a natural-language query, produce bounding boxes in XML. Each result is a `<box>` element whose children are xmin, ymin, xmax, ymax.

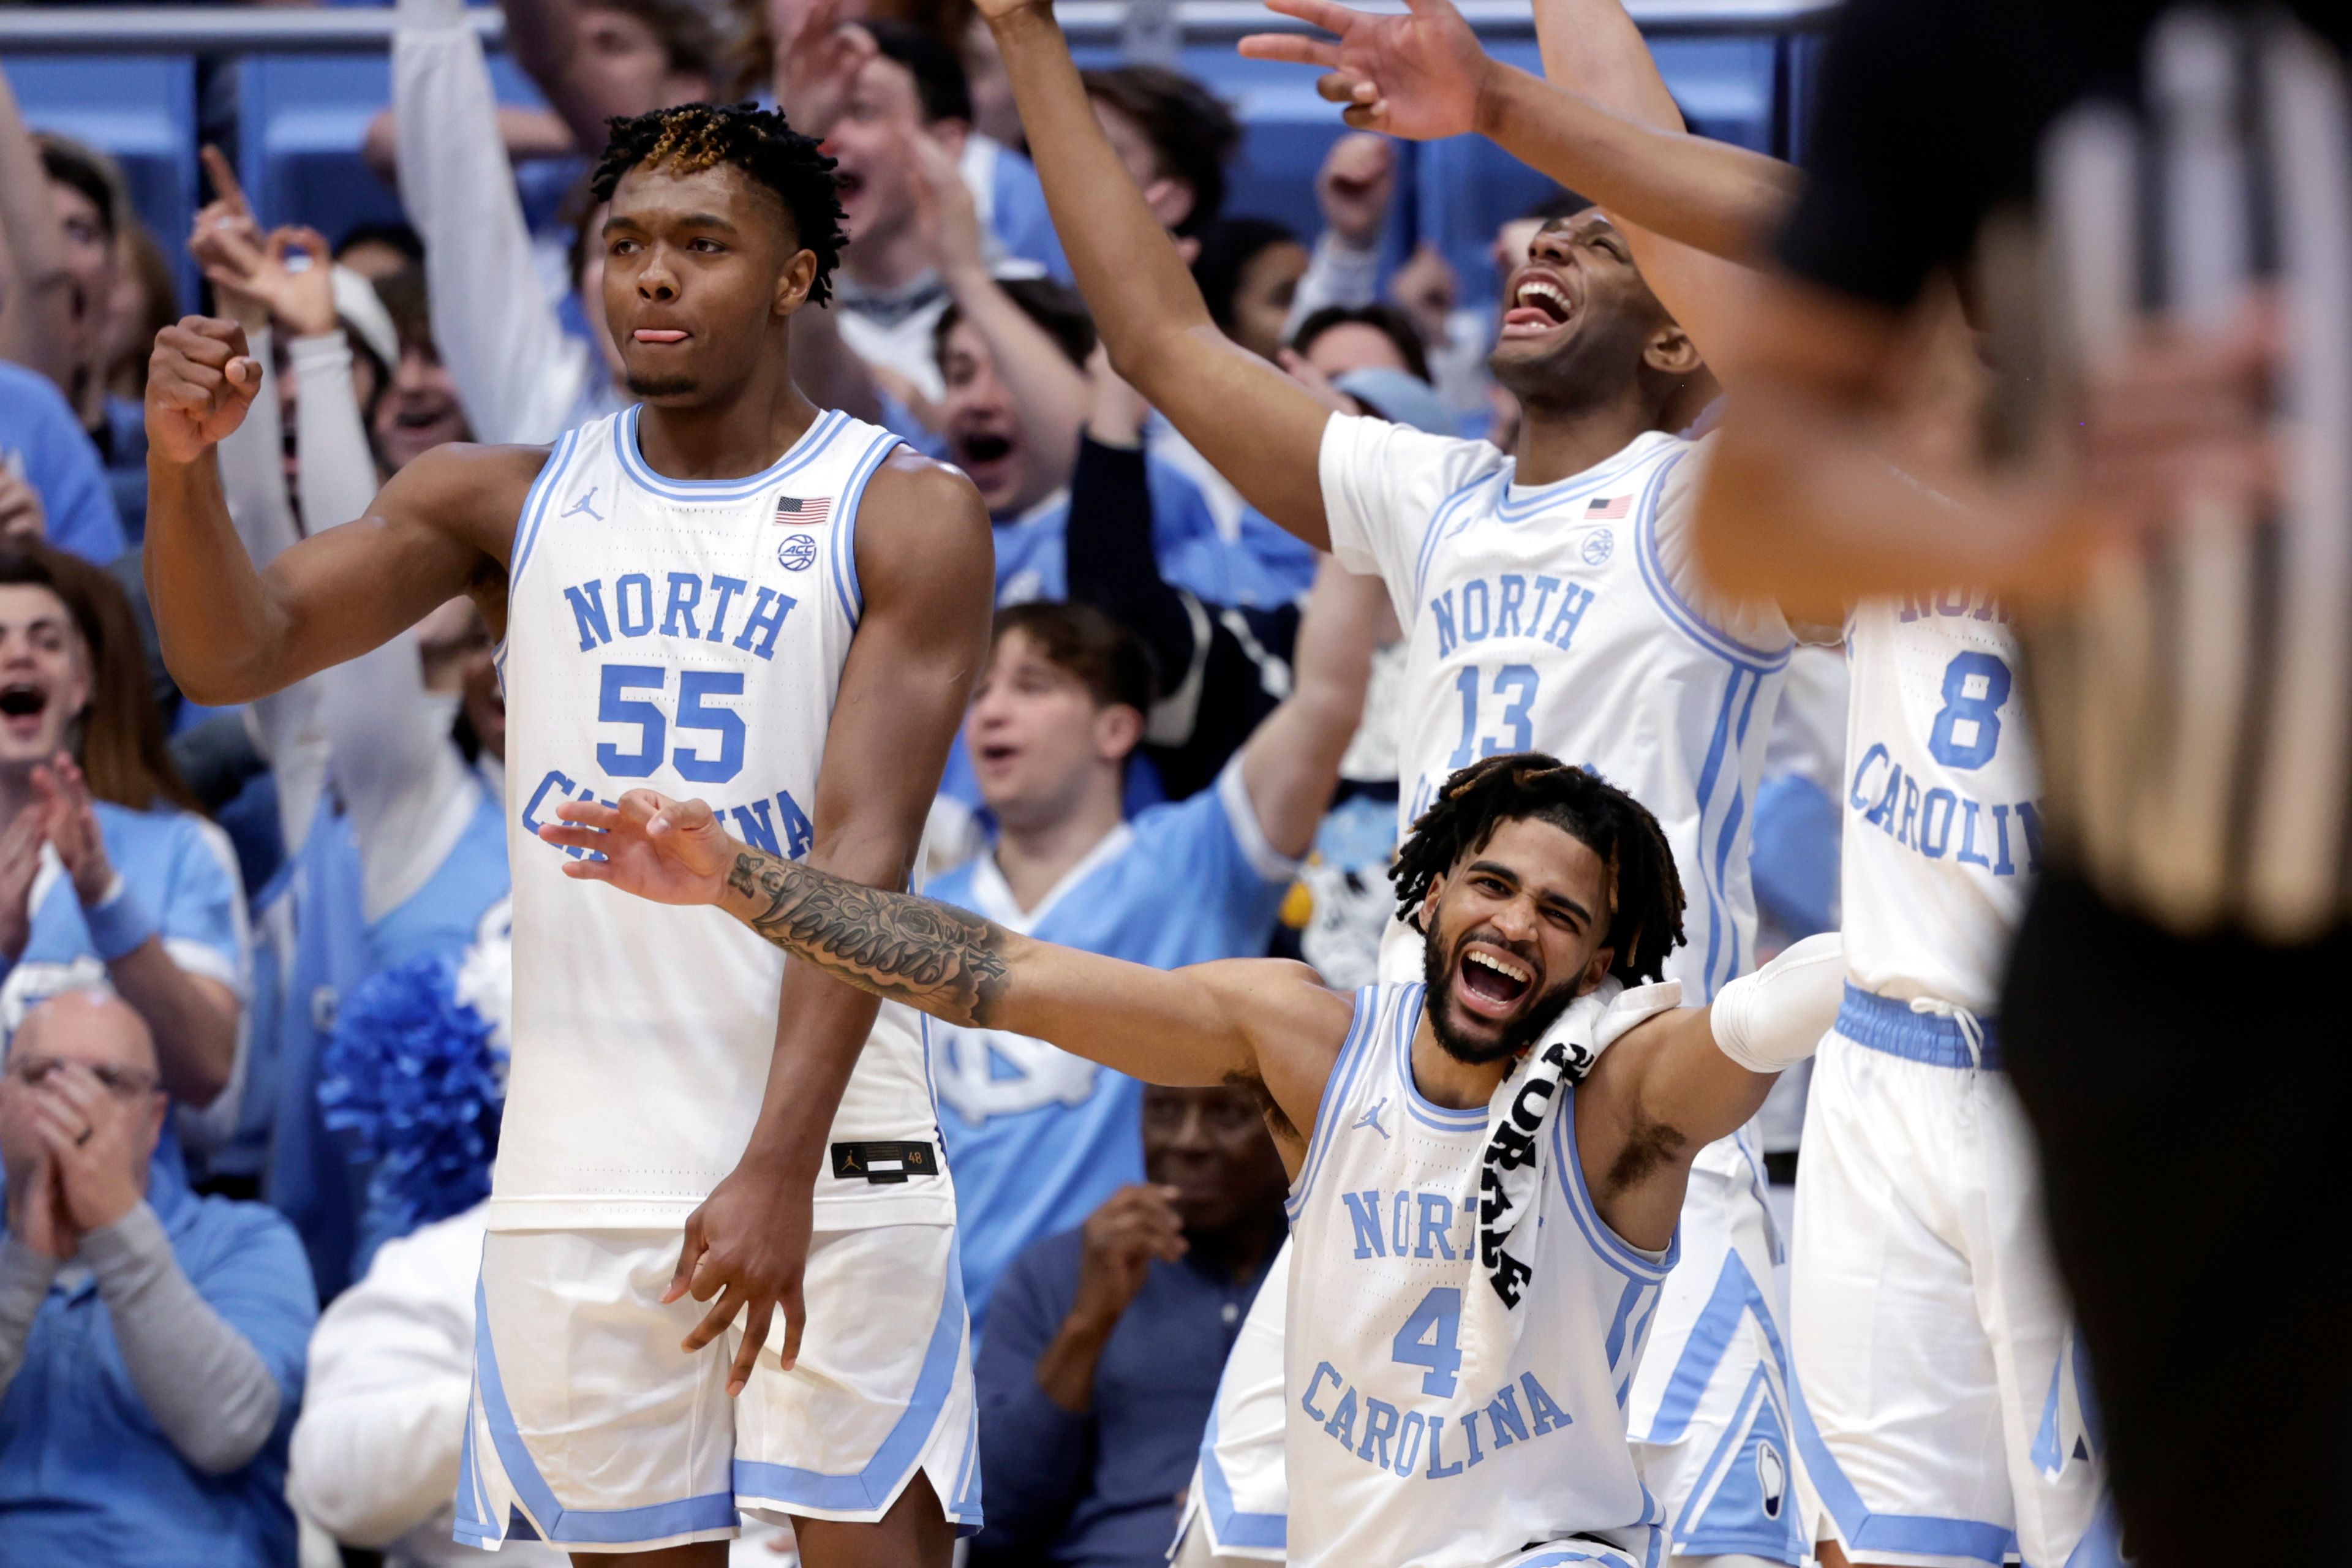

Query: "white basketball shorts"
<box><xmin>1624</xmin><ymin>1133</ymin><xmax>1806</xmax><ymax>1566</ymax></box>
<box><xmin>1175</xmin><ymin>1238</ymin><xmax>1292</xmax><ymax>1561</ymax></box>
<box><xmin>1789</xmin><ymin>989</ymin><xmax>2116</xmax><ymax>1568</ymax></box>
<box><xmin>454</xmin><ymin>1221</ymin><xmax>980</xmax><ymax>1553</ymax></box>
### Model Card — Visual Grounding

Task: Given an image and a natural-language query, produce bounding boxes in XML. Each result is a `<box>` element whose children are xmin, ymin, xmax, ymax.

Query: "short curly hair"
<box><xmin>1390</xmin><ymin>753</ymin><xmax>1686</xmax><ymax>986</ymax></box>
<box><xmin>590</xmin><ymin>102</ymin><xmax>850</xmax><ymax>306</ymax></box>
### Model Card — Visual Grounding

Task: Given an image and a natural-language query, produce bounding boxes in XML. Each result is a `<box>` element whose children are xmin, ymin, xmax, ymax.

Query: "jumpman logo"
<box><xmin>1353</xmin><ymin>1098</ymin><xmax>1391</xmax><ymax>1139</ymax></box>
<box><xmin>560</xmin><ymin>487</ymin><xmax>603</xmax><ymax>522</ymax></box>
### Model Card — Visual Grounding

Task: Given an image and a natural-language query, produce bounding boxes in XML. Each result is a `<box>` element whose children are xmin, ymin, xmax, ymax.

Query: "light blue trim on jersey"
<box><xmin>1689</xmin><ymin>665</ymin><xmax>1761</xmax><ymax>1000</ymax></box>
<box><xmin>1510</xmin><ymin>1550</ymin><xmax>1640</xmax><ymax>1568</ymax></box>
<box><xmin>1707</xmin><ymin>666</ymin><xmax>1768</xmax><ymax>995</ymax></box>
<box><xmin>505</xmin><ymin>428</ymin><xmax>586</xmax><ymax>611</ymax></box>
<box><xmin>731</xmin><ymin>1253</ymin><xmax>969</xmax><ymax>1520</ymax></box>
<box><xmin>1550</xmin><ymin>1085</ymin><xmax>1678</xmax><ymax>1284</ymax></box>
<box><xmin>1671</xmin><ymin>1361</ymin><xmax>1803</xmax><ymax>1564</ymax></box>
<box><xmin>614</xmin><ymin>404</ymin><xmax>846</xmax><ymax>502</ymax></box>
<box><xmin>1789</xmin><ymin>1366</ymin><xmax>2019</xmax><ymax>1567</ymax></box>
<box><xmin>1642</xmin><ymin>1248</ymin><xmax>1785</xmax><ymax>1445</ymax></box>
<box><xmin>1392</xmin><ymin>984</ymin><xmax>1485</xmax><ymax>1131</ymax></box>
<box><xmin>1490</xmin><ymin>436</ymin><xmax>1667</xmax><ymax>524</ymax></box>
<box><xmin>1286</xmin><ymin>986</ymin><xmax>1382</xmax><ymax>1223</ymax></box>
<box><xmin>1630</xmin><ymin>450</ymin><xmax>1791</xmax><ymax>673</ymax></box>
<box><xmin>829</xmin><ymin>429</ymin><xmax>901</xmax><ymax>627</ymax></box>
<box><xmin>1837</xmin><ymin>983</ymin><xmax>2007</xmax><ymax>1071</ymax></box>
<box><xmin>1194</xmin><ymin>1396</ymin><xmax>1287</xmax><ymax>1551</ymax></box>
<box><xmin>467</xmin><ymin>1279</ymin><xmax>740</xmax><ymax>1546</ymax></box>
<box><xmin>1602</xmin><ymin>1276</ymin><xmax>1646</xmax><ymax>1372</ymax></box>
<box><xmin>2048</xmin><ymin>1496</ymin><xmax>2128</xmax><ymax>1568</ymax></box>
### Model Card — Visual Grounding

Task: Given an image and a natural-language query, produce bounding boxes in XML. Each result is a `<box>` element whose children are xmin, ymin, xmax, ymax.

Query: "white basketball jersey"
<box><xmin>1321</xmin><ymin>417</ymin><xmax>1795</xmax><ymax>1003</ymax></box>
<box><xmin>1839</xmin><ymin>595</ymin><xmax>2042</xmax><ymax>1014</ymax></box>
<box><xmin>491</xmin><ymin>405</ymin><xmax>949</xmax><ymax>1231</ymax></box>
<box><xmin>1283</xmin><ymin>983</ymin><xmax>1672</xmax><ymax>1568</ymax></box>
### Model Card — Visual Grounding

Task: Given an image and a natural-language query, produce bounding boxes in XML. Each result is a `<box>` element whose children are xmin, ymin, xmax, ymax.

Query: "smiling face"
<box><xmin>963</xmin><ymin>630</ymin><xmax>1139</xmax><ymax>833</ymax></box>
<box><xmin>1417</xmin><ymin>815</ymin><xmax>1617</xmax><ymax>1065</ymax></box>
<box><xmin>602</xmin><ymin>160</ymin><xmax>810</xmax><ymax>404</ymax></box>
<box><xmin>940</xmin><ymin>319</ymin><xmax>1064</xmax><ymax>518</ymax></box>
<box><xmin>0</xmin><ymin>584</ymin><xmax>91</xmax><ymax>771</ymax></box>
<box><xmin>827</xmin><ymin>56</ymin><xmax>932</xmax><ymax>257</ymax></box>
<box><xmin>372</xmin><ymin>343</ymin><xmax>469</xmax><ymax>472</ymax></box>
<box><xmin>1488</xmin><ymin>210</ymin><xmax>1678</xmax><ymax>412</ymax></box>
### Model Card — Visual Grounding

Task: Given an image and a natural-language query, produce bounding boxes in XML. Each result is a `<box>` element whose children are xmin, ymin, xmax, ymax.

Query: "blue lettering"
<box><xmin>1899</xmin><ymin>776</ymin><xmax>1922</xmax><ymax>847</ymax></box>
<box><xmin>733</xmin><ymin>586</ymin><xmax>796</xmax><ymax>661</ymax></box>
<box><xmin>705</xmin><ymin>575</ymin><xmax>748</xmax><ymax>643</ymax></box>
<box><xmin>2016</xmin><ymin>799</ymin><xmax>2045</xmax><ymax>873</ymax></box>
<box><xmin>775</xmin><ymin>790</ymin><xmax>815</xmax><ymax>860</ymax></box>
<box><xmin>1920</xmin><ymin>788</ymin><xmax>1956</xmax><ymax>859</ymax></box>
<box><xmin>1520</xmin><ymin>1372</ymin><xmax>1569</xmax><ymax>1436</ymax></box>
<box><xmin>1546</xmin><ymin>582</ymin><xmax>1596</xmax><ymax>650</ymax></box>
<box><xmin>520</xmin><ymin>769</ymin><xmax>580</xmax><ymax>855</ymax></box>
<box><xmin>1357</xmin><ymin>1398</ymin><xmax>1400</xmax><ymax>1468</ymax></box>
<box><xmin>662</xmin><ymin>572</ymin><xmax>704</xmax><ymax>639</ymax></box>
<box><xmin>729</xmin><ymin>799</ymin><xmax>783</xmax><ymax>857</ymax></box>
<box><xmin>1322</xmin><ymin>1387</ymin><xmax>1359</xmax><ymax>1449</ymax></box>
<box><xmin>1460</xmin><ymin>579</ymin><xmax>1491</xmax><ymax>643</ymax></box>
<box><xmin>1484</xmin><ymin>1386</ymin><xmax>1529</xmax><ymax>1448</ymax></box>
<box><xmin>1849</xmin><ymin>743</ymin><xmax>1891</xmax><ymax>810</ymax></box>
<box><xmin>1391</xmin><ymin>1190</ymin><xmax>1412</xmax><ymax>1256</ymax></box>
<box><xmin>1992</xmin><ymin>804</ymin><xmax>2016</xmax><ymax>875</ymax></box>
<box><xmin>1461</xmin><ymin>1408</ymin><xmax>1486</xmax><ymax>1469</ymax></box>
<box><xmin>1342</xmin><ymin>1192</ymin><xmax>1386</xmax><ymax>1259</ymax></box>
<box><xmin>1392</xmin><ymin>1411</ymin><xmax>1427</xmax><ymax>1476</ymax></box>
<box><xmin>1300</xmin><ymin>1361</ymin><xmax>1340</xmax><ymax>1422</ymax></box>
<box><xmin>1429</xmin><ymin>591</ymin><xmax>1459</xmax><ymax>659</ymax></box>
<box><xmin>1496</xmin><ymin>574</ymin><xmax>1528</xmax><ymax>638</ymax></box>
<box><xmin>1898</xmin><ymin>594</ymin><xmax>1926</xmax><ymax>623</ymax></box>
<box><xmin>564</xmin><ymin>581</ymin><xmax>612</xmax><ymax>650</ymax></box>
<box><xmin>1937</xmin><ymin>587</ymin><xmax>1972</xmax><ymax>617</ymax></box>
<box><xmin>1525</xmin><ymin>574</ymin><xmax>1561</xmax><ymax>633</ymax></box>
<box><xmin>1416</xmin><ymin>1193</ymin><xmax>1457</xmax><ymax>1260</ymax></box>
<box><xmin>1865</xmin><ymin>763</ymin><xmax>1902</xmax><ymax>833</ymax></box>
<box><xmin>1958</xmin><ymin>798</ymin><xmax>1992</xmax><ymax>869</ymax></box>
<box><xmin>616</xmin><ymin>573</ymin><xmax>655</xmax><ymax>637</ymax></box>
<box><xmin>1423</xmin><ymin>1415</ymin><xmax>1464</xmax><ymax>1479</ymax></box>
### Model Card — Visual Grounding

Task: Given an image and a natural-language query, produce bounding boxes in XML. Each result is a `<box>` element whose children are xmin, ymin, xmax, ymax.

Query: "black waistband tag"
<box><xmin>830</xmin><ymin>1142</ymin><xmax>940</xmax><ymax>1184</ymax></box>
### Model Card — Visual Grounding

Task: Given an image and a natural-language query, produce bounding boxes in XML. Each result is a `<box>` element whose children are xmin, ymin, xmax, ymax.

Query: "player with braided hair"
<box><xmin>143</xmin><ymin>98</ymin><xmax>995</xmax><ymax>1564</ymax></box>
<box><xmin>535</xmin><ymin>752</ymin><xmax>1848</xmax><ymax>1568</ymax></box>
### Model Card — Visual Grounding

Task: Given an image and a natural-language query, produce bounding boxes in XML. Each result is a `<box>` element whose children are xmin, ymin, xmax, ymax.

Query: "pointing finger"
<box><xmin>200</xmin><ymin>145</ymin><xmax>252</xmax><ymax>216</ymax></box>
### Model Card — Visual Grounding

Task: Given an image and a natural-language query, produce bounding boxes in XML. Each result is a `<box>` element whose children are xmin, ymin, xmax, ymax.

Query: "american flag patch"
<box><xmin>1585</xmin><ymin>496</ymin><xmax>1630</xmax><ymax>519</ymax></box>
<box><xmin>775</xmin><ymin>494</ymin><xmax>833</xmax><ymax>526</ymax></box>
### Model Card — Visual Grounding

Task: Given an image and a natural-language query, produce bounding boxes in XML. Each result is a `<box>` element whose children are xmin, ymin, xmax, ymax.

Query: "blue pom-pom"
<box><xmin>322</xmin><ymin>952</ymin><xmax>503</xmax><ymax>1235</ymax></box>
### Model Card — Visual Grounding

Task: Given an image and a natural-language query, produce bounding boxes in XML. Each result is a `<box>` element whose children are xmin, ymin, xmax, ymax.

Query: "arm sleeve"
<box><xmin>971</xmin><ymin>1238</ymin><xmax>1094</xmax><ymax>1558</ymax></box>
<box><xmin>394</xmin><ymin>0</ymin><xmax>592</xmax><ymax>443</ymax></box>
<box><xmin>1066</xmin><ymin>434</ymin><xmax>1205</xmax><ymax>701</ymax></box>
<box><xmin>160</xmin><ymin>817</ymin><xmax>254</xmax><ymax>999</ymax></box>
<box><xmin>288</xmin><ymin>1224</ymin><xmax>477</xmax><ymax>1546</ymax></box>
<box><xmin>1284</xmin><ymin>231</ymin><xmax>1381</xmax><ymax>338</ymax></box>
<box><xmin>1138</xmin><ymin>761</ymin><xmax>1302</xmax><ymax>948</ymax></box>
<box><xmin>0</xmin><ymin>1238</ymin><xmax>62</xmax><ymax>1398</ymax></box>
<box><xmin>82</xmin><ymin>1200</ymin><xmax>316</xmax><ymax>1476</ymax></box>
<box><xmin>1315</xmin><ymin>413</ymin><xmax>1501</xmax><ymax>618</ymax></box>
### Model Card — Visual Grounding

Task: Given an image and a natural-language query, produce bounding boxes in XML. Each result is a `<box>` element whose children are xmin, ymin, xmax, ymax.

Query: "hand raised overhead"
<box><xmin>1238</xmin><ymin>0</ymin><xmax>1494</xmax><ymax>141</ymax></box>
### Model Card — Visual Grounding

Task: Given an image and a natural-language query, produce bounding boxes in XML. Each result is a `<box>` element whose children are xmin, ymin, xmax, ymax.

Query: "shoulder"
<box><xmin>375</xmin><ymin>440</ymin><xmax>556</xmax><ymax>546</ymax></box>
<box><xmin>853</xmin><ymin>450</ymin><xmax>994</xmax><ymax>607</ymax></box>
<box><xmin>180</xmin><ymin>1194</ymin><xmax>315</xmax><ymax>1294</ymax></box>
<box><xmin>859</xmin><ymin>445</ymin><xmax>989</xmax><ymax>530</ymax></box>
<box><xmin>0</xmin><ymin>359</ymin><xmax>75</xmax><ymax>421</ymax></box>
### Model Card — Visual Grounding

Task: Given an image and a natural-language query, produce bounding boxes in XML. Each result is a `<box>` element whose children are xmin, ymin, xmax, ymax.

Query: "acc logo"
<box><xmin>1581</xmin><ymin>529</ymin><xmax>1615</xmax><ymax>566</ymax></box>
<box><xmin>777</xmin><ymin>533</ymin><xmax>818</xmax><ymax>572</ymax></box>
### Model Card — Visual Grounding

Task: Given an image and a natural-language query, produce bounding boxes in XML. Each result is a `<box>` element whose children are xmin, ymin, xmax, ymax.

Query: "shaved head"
<box><xmin>12</xmin><ymin>987</ymin><xmax>158</xmax><ymax>1077</ymax></box>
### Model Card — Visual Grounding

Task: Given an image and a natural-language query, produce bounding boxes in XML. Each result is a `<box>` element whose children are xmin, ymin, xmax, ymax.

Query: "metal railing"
<box><xmin>0</xmin><ymin>0</ymin><xmax>1836</xmax><ymax>55</ymax></box>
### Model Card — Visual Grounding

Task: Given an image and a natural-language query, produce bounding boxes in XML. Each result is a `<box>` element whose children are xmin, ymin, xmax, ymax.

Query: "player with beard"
<box><xmin>965</xmin><ymin>0</ymin><xmax>1826</xmax><ymax>1559</ymax></box>
<box><xmin>534</xmin><ymin>752</ymin><xmax>1846</xmax><ymax>1568</ymax></box>
<box><xmin>139</xmin><ymin>103</ymin><xmax>995</xmax><ymax>1564</ymax></box>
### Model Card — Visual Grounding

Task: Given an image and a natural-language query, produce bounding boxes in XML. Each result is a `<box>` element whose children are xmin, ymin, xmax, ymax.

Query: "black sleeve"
<box><xmin>1774</xmin><ymin>0</ymin><xmax>2024</xmax><ymax>309</ymax></box>
<box><xmin>1065</xmin><ymin>434</ymin><xmax>1200</xmax><ymax>696</ymax></box>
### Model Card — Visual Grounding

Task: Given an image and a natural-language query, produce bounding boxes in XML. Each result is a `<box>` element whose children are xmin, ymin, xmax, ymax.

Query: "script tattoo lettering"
<box><xmin>724</xmin><ymin>851</ymin><xmax>1014</xmax><ymax>1027</ymax></box>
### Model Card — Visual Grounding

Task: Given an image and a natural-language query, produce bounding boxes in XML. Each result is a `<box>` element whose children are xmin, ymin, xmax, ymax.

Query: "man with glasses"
<box><xmin>0</xmin><ymin>987</ymin><xmax>317</xmax><ymax>1567</ymax></box>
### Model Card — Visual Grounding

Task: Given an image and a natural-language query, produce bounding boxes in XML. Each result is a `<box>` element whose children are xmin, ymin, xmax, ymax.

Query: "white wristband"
<box><xmin>1709</xmin><ymin>932</ymin><xmax>1845</xmax><ymax>1074</ymax></box>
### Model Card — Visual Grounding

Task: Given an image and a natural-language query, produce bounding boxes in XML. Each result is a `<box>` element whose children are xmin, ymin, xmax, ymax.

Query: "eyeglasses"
<box><xmin>6</xmin><ymin>1057</ymin><xmax>160</xmax><ymax>1098</ymax></box>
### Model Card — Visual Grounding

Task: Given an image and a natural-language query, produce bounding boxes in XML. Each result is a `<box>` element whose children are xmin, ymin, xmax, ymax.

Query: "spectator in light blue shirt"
<box><xmin>0</xmin><ymin>987</ymin><xmax>316</xmax><ymax>1568</ymax></box>
<box><xmin>935</xmin><ymin>566</ymin><xmax>1382</xmax><ymax>1330</ymax></box>
<box><xmin>0</xmin><ymin>361</ymin><xmax>127</xmax><ymax>566</ymax></box>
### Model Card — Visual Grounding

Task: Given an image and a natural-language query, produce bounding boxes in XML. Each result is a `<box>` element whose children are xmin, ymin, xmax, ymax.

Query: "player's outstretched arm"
<box><xmin>1237</xmin><ymin>558</ymin><xmax>1385</xmax><ymax>858</ymax></box>
<box><xmin>977</xmin><ymin>0</ymin><xmax>1337</xmax><ymax>546</ymax></box>
<box><xmin>143</xmin><ymin>316</ymin><xmax>532</xmax><ymax>704</ymax></box>
<box><xmin>1575</xmin><ymin>933</ymin><xmax>1844</xmax><ymax>1250</ymax></box>
<box><xmin>537</xmin><ymin>790</ymin><xmax>1346</xmax><ymax>1112</ymax></box>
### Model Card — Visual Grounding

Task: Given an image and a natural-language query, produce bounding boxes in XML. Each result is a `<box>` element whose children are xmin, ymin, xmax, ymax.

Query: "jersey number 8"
<box><xmin>1925</xmin><ymin>651</ymin><xmax>2012</xmax><ymax>771</ymax></box>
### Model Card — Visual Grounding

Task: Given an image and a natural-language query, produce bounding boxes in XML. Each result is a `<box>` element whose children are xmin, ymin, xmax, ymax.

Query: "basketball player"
<box><xmin>540</xmin><ymin>753</ymin><xmax>1846</xmax><ymax>1568</ymax></box>
<box><xmin>140</xmin><ymin>104</ymin><xmax>995</xmax><ymax>1563</ymax></box>
<box><xmin>970</xmin><ymin>0</ymin><xmax>1822</xmax><ymax>1560</ymax></box>
<box><xmin>1249</xmin><ymin>7</ymin><xmax>2125</xmax><ymax>1561</ymax></box>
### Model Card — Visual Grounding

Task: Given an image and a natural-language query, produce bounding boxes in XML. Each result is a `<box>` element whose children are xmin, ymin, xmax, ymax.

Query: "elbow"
<box><xmin>180</xmin><ymin>1396</ymin><xmax>278</xmax><ymax>1477</ymax></box>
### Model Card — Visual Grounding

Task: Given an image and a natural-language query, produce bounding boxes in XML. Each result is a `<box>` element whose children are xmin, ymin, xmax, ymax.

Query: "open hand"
<box><xmin>32</xmin><ymin>754</ymin><xmax>116</xmax><ymax>909</ymax></box>
<box><xmin>0</xmin><ymin>461</ymin><xmax>44</xmax><ymax>546</ymax></box>
<box><xmin>0</xmin><ymin>807</ymin><xmax>43</xmax><ymax>962</ymax></box>
<box><xmin>145</xmin><ymin>316</ymin><xmax>263</xmax><ymax>464</ymax></box>
<box><xmin>771</xmin><ymin>0</ymin><xmax>876</xmax><ymax>140</ymax></box>
<box><xmin>1317</xmin><ymin>132</ymin><xmax>1396</xmax><ymax>249</ymax></box>
<box><xmin>538</xmin><ymin>790</ymin><xmax>735</xmax><ymax>907</ymax></box>
<box><xmin>1238</xmin><ymin>0</ymin><xmax>1492</xmax><ymax>142</ymax></box>
<box><xmin>909</xmin><ymin>128</ymin><xmax>986</xmax><ymax>282</ymax></box>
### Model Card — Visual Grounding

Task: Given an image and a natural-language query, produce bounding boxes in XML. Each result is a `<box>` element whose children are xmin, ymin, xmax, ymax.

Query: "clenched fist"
<box><xmin>145</xmin><ymin>315</ymin><xmax>263</xmax><ymax>464</ymax></box>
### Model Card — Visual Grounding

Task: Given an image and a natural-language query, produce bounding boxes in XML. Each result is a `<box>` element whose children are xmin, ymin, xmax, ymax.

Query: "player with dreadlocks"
<box><xmin>533</xmin><ymin>750</ymin><xmax>1849</xmax><ymax>1568</ymax></box>
<box><xmin>142</xmin><ymin>100</ymin><xmax>995</xmax><ymax>1564</ymax></box>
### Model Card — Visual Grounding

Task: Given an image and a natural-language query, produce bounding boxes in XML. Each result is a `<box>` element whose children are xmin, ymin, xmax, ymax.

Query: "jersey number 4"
<box><xmin>1392</xmin><ymin>1286</ymin><xmax>1464</xmax><ymax>1396</ymax></box>
<box><xmin>1925</xmin><ymin>651</ymin><xmax>2013</xmax><ymax>771</ymax></box>
<box><xmin>597</xmin><ymin>664</ymin><xmax>748</xmax><ymax>783</ymax></box>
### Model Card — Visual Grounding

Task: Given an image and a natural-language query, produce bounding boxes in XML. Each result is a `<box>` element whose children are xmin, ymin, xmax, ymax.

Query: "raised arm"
<box><xmin>978</xmin><ymin>0</ymin><xmax>1336</xmax><ymax>545</ymax></box>
<box><xmin>1237</xmin><ymin>556</ymin><xmax>1381</xmax><ymax>858</ymax></box>
<box><xmin>1576</xmin><ymin>933</ymin><xmax>1843</xmax><ymax>1248</ymax></box>
<box><xmin>142</xmin><ymin>315</ymin><xmax>530</xmax><ymax>706</ymax></box>
<box><xmin>0</xmin><ymin>63</ymin><xmax>76</xmax><ymax>387</ymax></box>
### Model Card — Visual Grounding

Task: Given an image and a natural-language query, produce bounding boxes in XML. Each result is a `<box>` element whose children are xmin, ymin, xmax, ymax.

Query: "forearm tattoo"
<box><xmin>723</xmin><ymin>850</ymin><xmax>1014</xmax><ymax>1027</ymax></box>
